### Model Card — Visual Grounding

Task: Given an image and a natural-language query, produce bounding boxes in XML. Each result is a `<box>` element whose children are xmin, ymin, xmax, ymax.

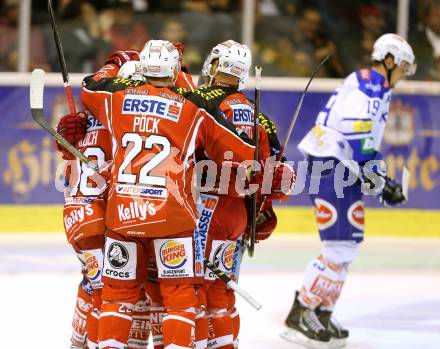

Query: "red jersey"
<box><xmin>63</xmin><ymin>113</ymin><xmax>112</xmax><ymax>242</ymax></box>
<box><xmin>81</xmin><ymin>71</ymin><xmax>255</xmax><ymax>237</ymax></box>
<box><xmin>176</xmin><ymin>71</ymin><xmax>196</xmax><ymax>91</ymax></box>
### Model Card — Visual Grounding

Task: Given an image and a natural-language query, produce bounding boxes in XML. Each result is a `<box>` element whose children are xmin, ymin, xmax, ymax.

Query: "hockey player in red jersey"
<box><xmin>59</xmin><ymin>111</ymin><xmax>112</xmax><ymax>349</ymax></box>
<box><xmin>58</xmin><ymin>50</ymin><xmax>152</xmax><ymax>349</ymax></box>
<box><xmin>185</xmin><ymin>40</ymin><xmax>295</xmax><ymax>349</ymax></box>
<box><xmin>79</xmin><ymin>39</ymin><xmax>258</xmax><ymax>349</ymax></box>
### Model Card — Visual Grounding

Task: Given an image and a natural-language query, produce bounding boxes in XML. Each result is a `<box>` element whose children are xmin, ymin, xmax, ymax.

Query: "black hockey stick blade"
<box><xmin>30</xmin><ymin>69</ymin><xmax>98</xmax><ymax>172</ymax></box>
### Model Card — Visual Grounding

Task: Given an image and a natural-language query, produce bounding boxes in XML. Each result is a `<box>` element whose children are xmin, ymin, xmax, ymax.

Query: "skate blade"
<box><xmin>280</xmin><ymin>326</ymin><xmax>331</xmax><ymax>349</ymax></box>
<box><xmin>329</xmin><ymin>337</ymin><xmax>347</xmax><ymax>349</ymax></box>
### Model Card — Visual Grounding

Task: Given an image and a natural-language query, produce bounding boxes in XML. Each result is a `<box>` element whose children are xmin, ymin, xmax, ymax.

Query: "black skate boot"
<box><xmin>280</xmin><ymin>291</ymin><xmax>332</xmax><ymax>349</ymax></box>
<box><xmin>316</xmin><ymin>307</ymin><xmax>349</xmax><ymax>348</ymax></box>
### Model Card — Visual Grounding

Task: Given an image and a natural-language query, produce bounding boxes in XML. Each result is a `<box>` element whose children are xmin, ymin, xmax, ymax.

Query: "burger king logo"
<box><xmin>222</xmin><ymin>243</ymin><xmax>236</xmax><ymax>271</ymax></box>
<box><xmin>315</xmin><ymin>198</ymin><xmax>337</xmax><ymax>230</ymax></box>
<box><xmin>347</xmin><ymin>201</ymin><xmax>364</xmax><ymax>231</ymax></box>
<box><xmin>84</xmin><ymin>252</ymin><xmax>101</xmax><ymax>281</ymax></box>
<box><xmin>160</xmin><ymin>240</ymin><xmax>187</xmax><ymax>269</ymax></box>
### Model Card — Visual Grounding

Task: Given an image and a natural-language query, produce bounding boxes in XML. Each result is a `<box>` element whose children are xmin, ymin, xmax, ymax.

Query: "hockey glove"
<box><xmin>56</xmin><ymin>112</ymin><xmax>87</xmax><ymax>159</ymax></box>
<box><xmin>105</xmin><ymin>50</ymin><xmax>140</xmax><ymax>68</ymax></box>
<box><xmin>255</xmin><ymin>205</ymin><xmax>277</xmax><ymax>241</ymax></box>
<box><xmin>252</xmin><ymin>161</ymin><xmax>296</xmax><ymax>201</ymax></box>
<box><xmin>360</xmin><ymin>159</ymin><xmax>387</xmax><ymax>196</ymax></box>
<box><xmin>173</xmin><ymin>41</ymin><xmax>189</xmax><ymax>72</ymax></box>
<box><xmin>380</xmin><ymin>177</ymin><xmax>406</xmax><ymax>206</ymax></box>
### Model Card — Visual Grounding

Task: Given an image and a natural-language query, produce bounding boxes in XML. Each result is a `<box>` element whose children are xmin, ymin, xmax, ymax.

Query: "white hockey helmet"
<box><xmin>117</xmin><ymin>61</ymin><xmax>144</xmax><ymax>81</ymax></box>
<box><xmin>209</xmin><ymin>40</ymin><xmax>252</xmax><ymax>90</ymax></box>
<box><xmin>139</xmin><ymin>40</ymin><xmax>180</xmax><ymax>78</ymax></box>
<box><xmin>371</xmin><ymin>33</ymin><xmax>416</xmax><ymax>76</ymax></box>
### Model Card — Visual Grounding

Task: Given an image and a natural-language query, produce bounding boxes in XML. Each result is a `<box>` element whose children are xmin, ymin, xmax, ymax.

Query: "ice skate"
<box><xmin>316</xmin><ymin>307</ymin><xmax>348</xmax><ymax>348</ymax></box>
<box><xmin>280</xmin><ymin>292</ymin><xmax>331</xmax><ymax>349</ymax></box>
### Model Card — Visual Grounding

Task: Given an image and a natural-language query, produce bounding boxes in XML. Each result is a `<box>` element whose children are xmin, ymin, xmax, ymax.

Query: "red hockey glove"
<box><xmin>56</xmin><ymin>112</ymin><xmax>87</xmax><ymax>159</ymax></box>
<box><xmin>271</xmin><ymin>162</ymin><xmax>296</xmax><ymax>201</ymax></box>
<box><xmin>105</xmin><ymin>50</ymin><xmax>140</xmax><ymax>68</ymax></box>
<box><xmin>251</xmin><ymin>161</ymin><xmax>296</xmax><ymax>201</ymax></box>
<box><xmin>255</xmin><ymin>206</ymin><xmax>277</xmax><ymax>241</ymax></box>
<box><xmin>173</xmin><ymin>41</ymin><xmax>189</xmax><ymax>73</ymax></box>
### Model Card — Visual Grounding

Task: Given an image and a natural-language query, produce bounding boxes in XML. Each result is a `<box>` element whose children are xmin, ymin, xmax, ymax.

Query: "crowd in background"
<box><xmin>1</xmin><ymin>0</ymin><xmax>440</xmax><ymax>80</ymax></box>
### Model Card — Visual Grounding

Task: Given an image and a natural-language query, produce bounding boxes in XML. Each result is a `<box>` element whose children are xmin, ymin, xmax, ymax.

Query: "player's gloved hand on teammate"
<box><xmin>251</xmin><ymin>160</ymin><xmax>296</xmax><ymax>201</ymax></box>
<box><xmin>173</xmin><ymin>41</ymin><xmax>189</xmax><ymax>73</ymax></box>
<box><xmin>56</xmin><ymin>112</ymin><xmax>87</xmax><ymax>159</ymax></box>
<box><xmin>255</xmin><ymin>205</ymin><xmax>277</xmax><ymax>241</ymax></box>
<box><xmin>380</xmin><ymin>177</ymin><xmax>406</xmax><ymax>206</ymax></box>
<box><xmin>105</xmin><ymin>50</ymin><xmax>140</xmax><ymax>68</ymax></box>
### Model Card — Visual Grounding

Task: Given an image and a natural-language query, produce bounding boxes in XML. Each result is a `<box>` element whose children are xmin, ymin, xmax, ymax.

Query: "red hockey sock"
<box><xmin>229</xmin><ymin>306</ymin><xmax>240</xmax><ymax>348</ymax></box>
<box><xmin>86</xmin><ymin>289</ymin><xmax>102</xmax><ymax>349</ymax></box>
<box><xmin>208</xmin><ymin>311</ymin><xmax>234</xmax><ymax>349</ymax></box>
<box><xmin>162</xmin><ymin>310</ymin><xmax>196</xmax><ymax>348</ymax></box>
<box><xmin>149</xmin><ymin>305</ymin><xmax>165</xmax><ymax>349</ymax></box>
<box><xmin>99</xmin><ymin>302</ymin><xmax>134</xmax><ymax>349</ymax></box>
<box><xmin>128</xmin><ymin>295</ymin><xmax>150</xmax><ymax>349</ymax></box>
<box><xmin>71</xmin><ymin>283</ymin><xmax>92</xmax><ymax>347</ymax></box>
<box><xmin>195</xmin><ymin>310</ymin><xmax>208</xmax><ymax>349</ymax></box>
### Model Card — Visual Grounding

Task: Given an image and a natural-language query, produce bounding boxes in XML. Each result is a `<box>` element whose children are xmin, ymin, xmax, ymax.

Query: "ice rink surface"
<box><xmin>1</xmin><ymin>233</ymin><xmax>439</xmax><ymax>349</ymax></box>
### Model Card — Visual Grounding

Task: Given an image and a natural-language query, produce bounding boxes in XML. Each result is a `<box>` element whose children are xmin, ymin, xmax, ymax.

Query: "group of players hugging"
<box><xmin>55</xmin><ymin>33</ymin><xmax>416</xmax><ymax>349</ymax></box>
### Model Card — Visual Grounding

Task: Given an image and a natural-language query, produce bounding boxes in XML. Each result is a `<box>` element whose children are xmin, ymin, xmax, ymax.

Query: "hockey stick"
<box><xmin>48</xmin><ymin>0</ymin><xmax>76</xmax><ymax>114</ymax></box>
<box><xmin>402</xmin><ymin>166</ymin><xmax>410</xmax><ymax>201</ymax></box>
<box><xmin>257</xmin><ymin>56</ymin><xmax>331</xmax><ymax>214</ymax></box>
<box><xmin>276</xmin><ymin>55</ymin><xmax>330</xmax><ymax>162</ymax></box>
<box><xmin>204</xmin><ymin>259</ymin><xmax>262</xmax><ymax>310</ymax></box>
<box><xmin>30</xmin><ymin>69</ymin><xmax>98</xmax><ymax>172</ymax></box>
<box><xmin>248</xmin><ymin>65</ymin><xmax>262</xmax><ymax>258</ymax></box>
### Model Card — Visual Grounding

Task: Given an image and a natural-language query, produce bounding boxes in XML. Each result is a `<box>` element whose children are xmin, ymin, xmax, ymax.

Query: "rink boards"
<box><xmin>0</xmin><ymin>74</ymin><xmax>439</xmax><ymax>237</ymax></box>
<box><xmin>1</xmin><ymin>204</ymin><xmax>439</xmax><ymax>237</ymax></box>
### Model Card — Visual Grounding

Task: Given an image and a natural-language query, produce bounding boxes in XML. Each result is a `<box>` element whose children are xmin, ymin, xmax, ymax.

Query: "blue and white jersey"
<box><xmin>298</xmin><ymin>68</ymin><xmax>392</xmax><ymax>163</ymax></box>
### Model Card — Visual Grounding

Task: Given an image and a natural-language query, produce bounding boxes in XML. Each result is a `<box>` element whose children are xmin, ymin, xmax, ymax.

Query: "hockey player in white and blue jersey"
<box><xmin>281</xmin><ymin>34</ymin><xmax>416</xmax><ymax>349</ymax></box>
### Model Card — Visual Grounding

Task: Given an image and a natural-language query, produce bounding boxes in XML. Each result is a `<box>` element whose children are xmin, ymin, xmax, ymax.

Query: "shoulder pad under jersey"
<box><xmin>185</xmin><ymin>86</ymin><xmax>232</xmax><ymax>114</ymax></box>
<box><xmin>83</xmin><ymin>75</ymin><xmax>145</xmax><ymax>93</ymax></box>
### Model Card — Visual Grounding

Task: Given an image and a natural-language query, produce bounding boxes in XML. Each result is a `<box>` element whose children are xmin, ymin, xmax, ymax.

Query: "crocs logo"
<box><xmin>107</xmin><ymin>242</ymin><xmax>129</xmax><ymax>269</ymax></box>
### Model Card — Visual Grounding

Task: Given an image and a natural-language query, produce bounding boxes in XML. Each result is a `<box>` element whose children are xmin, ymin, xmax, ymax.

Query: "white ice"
<box><xmin>1</xmin><ymin>234</ymin><xmax>439</xmax><ymax>349</ymax></box>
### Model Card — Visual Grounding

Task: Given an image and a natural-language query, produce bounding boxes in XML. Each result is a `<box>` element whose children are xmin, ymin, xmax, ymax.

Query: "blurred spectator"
<box><xmin>357</xmin><ymin>5</ymin><xmax>386</xmax><ymax>69</ymax></box>
<box><xmin>147</xmin><ymin>0</ymin><xmax>183</xmax><ymax>12</ymax></box>
<box><xmin>255</xmin><ymin>5</ymin><xmax>344</xmax><ymax>77</ymax></box>
<box><xmin>99</xmin><ymin>2</ymin><xmax>149</xmax><ymax>52</ymax></box>
<box><xmin>0</xmin><ymin>0</ymin><xmax>49</xmax><ymax>71</ymax></box>
<box><xmin>256</xmin><ymin>37</ymin><xmax>313</xmax><ymax>76</ymax></box>
<box><xmin>412</xmin><ymin>1</ymin><xmax>440</xmax><ymax>80</ymax></box>
<box><xmin>285</xmin><ymin>6</ymin><xmax>344</xmax><ymax>77</ymax></box>
<box><xmin>46</xmin><ymin>0</ymin><xmax>105</xmax><ymax>72</ymax></box>
<box><xmin>182</xmin><ymin>0</ymin><xmax>238</xmax><ymax>13</ymax></box>
<box><xmin>334</xmin><ymin>4</ymin><xmax>386</xmax><ymax>73</ymax></box>
<box><xmin>159</xmin><ymin>18</ymin><xmax>203</xmax><ymax>73</ymax></box>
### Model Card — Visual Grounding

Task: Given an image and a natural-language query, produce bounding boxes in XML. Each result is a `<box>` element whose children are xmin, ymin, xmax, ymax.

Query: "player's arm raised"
<box><xmin>196</xmin><ymin>108</ymin><xmax>256</xmax><ymax>165</ymax></box>
<box><xmin>81</xmin><ymin>50</ymin><xmax>143</xmax><ymax>124</ymax></box>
